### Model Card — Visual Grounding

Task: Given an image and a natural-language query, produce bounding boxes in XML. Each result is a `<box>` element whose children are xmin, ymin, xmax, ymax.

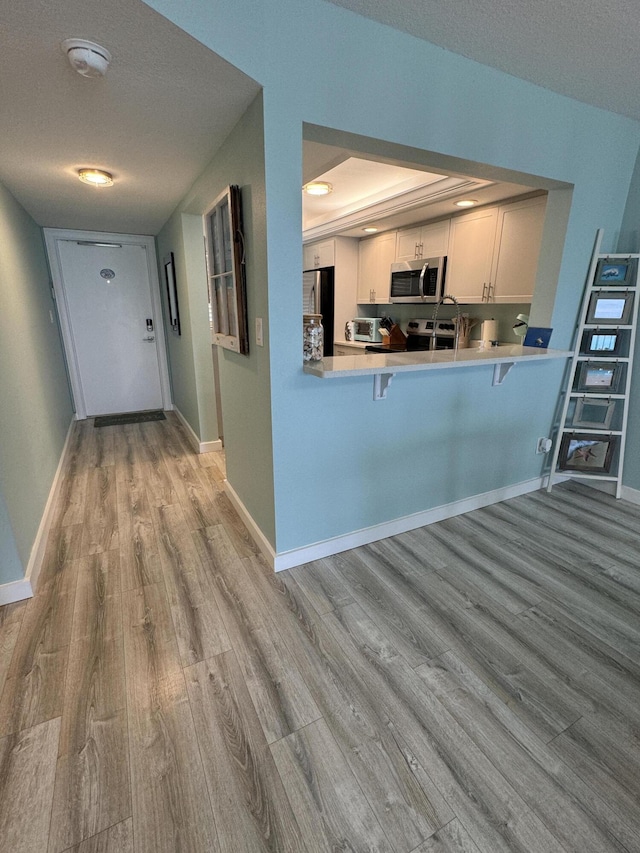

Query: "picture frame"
<box><xmin>163</xmin><ymin>251</ymin><xmax>181</xmax><ymax>335</ymax></box>
<box><xmin>574</xmin><ymin>360</ymin><xmax>623</xmax><ymax>393</ymax></box>
<box><xmin>586</xmin><ymin>290</ymin><xmax>633</xmax><ymax>324</ymax></box>
<box><xmin>594</xmin><ymin>258</ymin><xmax>633</xmax><ymax>286</ymax></box>
<box><xmin>572</xmin><ymin>397</ymin><xmax>616</xmax><ymax>429</ymax></box>
<box><xmin>558</xmin><ymin>433</ymin><xmax>617</xmax><ymax>474</ymax></box>
<box><xmin>580</xmin><ymin>329</ymin><xmax>622</xmax><ymax>356</ymax></box>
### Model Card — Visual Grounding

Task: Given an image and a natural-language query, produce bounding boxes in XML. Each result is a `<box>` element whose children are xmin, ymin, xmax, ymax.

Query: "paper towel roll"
<box><xmin>481</xmin><ymin>319</ymin><xmax>498</xmax><ymax>343</ymax></box>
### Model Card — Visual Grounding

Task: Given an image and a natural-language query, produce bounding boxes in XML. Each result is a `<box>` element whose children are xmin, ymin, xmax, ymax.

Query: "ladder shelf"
<box><xmin>547</xmin><ymin>230</ymin><xmax>639</xmax><ymax>498</ymax></box>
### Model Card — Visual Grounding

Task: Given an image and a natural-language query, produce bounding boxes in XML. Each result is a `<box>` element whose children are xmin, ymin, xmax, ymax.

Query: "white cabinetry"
<box><xmin>303</xmin><ymin>239</ymin><xmax>335</xmax><ymax>270</ymax></box>
<box><xmin>333</xmin><ymin>343</ymin><xmax>369</xmax><ymax>356</ymax></box>
<box><xmin>446</xmin><ymin>207</ymin><xmax>498</xmax><ymax>303</ymax></box>
<box><xmin>395</xmin><ymin>220</ymin><xmax>450</xmax><ymax>261</ymax></box>
<box><xmin>446</xmin><ymin>196</ymin><xmax>546</xmax><ymax>303</ymax></box>
<box><xmin>357</xmin><ymin>231</ymin><xmax>396</xmax><ymax>304</ymax></box>
<box><xmin>490</xmin><ymin>196</ymin><xmax>546</xmax><ymax>302</ymax></box>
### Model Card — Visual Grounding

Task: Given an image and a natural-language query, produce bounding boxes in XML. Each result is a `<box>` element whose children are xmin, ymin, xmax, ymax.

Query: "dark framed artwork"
<box><xmin>574</xmin><ymin>360</ymin><xmax>623</xmax><ymax>393</ymax></box>
<box><xmin>580</xmin><ymin>329</ymin><xmax>622</xmax><ymax>356</ymax></box>
<box><xmin>572</xmin><ymin>397</ymin><xmax>616</xmax><ymax>429</ymax></box>
<box><xmin>163</xmin><ymin>252</ymin><xmax>181</xmax><ymax>335</ymax></box>
<box><xmin>203</xmin><ymin>185</ymin><xmax>249</xmax><ymax>355</ymax></box>
<box><xmin>586</xmin><ymin>290</ymin><xmax>634</xmax><ymax>324</ymax></box>
<box><xmin>558</xmin><ymin>433</ymin><xmax>617</xmax><ymax>474</ymax></box>
<box><xmin>594</xmin><ymin>258</ymin><xmax>633</xmax><ymax>286</ymax></box>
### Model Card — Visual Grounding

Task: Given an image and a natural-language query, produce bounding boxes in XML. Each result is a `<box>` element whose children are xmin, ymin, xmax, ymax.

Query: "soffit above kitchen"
<box><xmin>302</xmin><ymin>142</ymin><xmax>543</xmax><ymax>241</ymax></box>
<box><xmin>325</xmin><ymin>0</ymin><xmax>640</xmax><ymax>121</ymax></box>
<box><xmin>0</xmin><ymin>0</ymin><xmax>261</xmax><ymax>234</ymax></box>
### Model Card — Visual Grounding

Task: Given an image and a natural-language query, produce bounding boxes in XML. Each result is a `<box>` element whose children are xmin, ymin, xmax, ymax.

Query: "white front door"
<box><xmin>46</xmin><ymin>230</ymin><xmax>170</xmax><ymax>418</ymax></box>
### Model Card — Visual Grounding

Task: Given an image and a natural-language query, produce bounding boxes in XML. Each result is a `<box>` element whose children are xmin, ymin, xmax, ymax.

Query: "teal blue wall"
<box><xmin>0</xmin><ymin>181</ymin><xmax>72</xmax><ymax>582</ymax></box>
<box><xmin>146</xmin><ymin>0</ymin><xmax>640</xmax><ymax>551</ymax></box>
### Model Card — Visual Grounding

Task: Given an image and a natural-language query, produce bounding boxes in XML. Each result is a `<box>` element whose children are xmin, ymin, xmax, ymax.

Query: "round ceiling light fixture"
<box><xmin>78</xmin><ymin>168</ymin><xmax>114</xmax><ymax>187</ymax></box>
<box><xmin>455</xmin><ymin>199</ymin><xmax>478</xmax><ymax>208</ymax></box>
<box><xmin>362</xmin><ymin>226</ymin><xmax>378</xmax><ymax>233</ymax></box>
<box><xmin>304</xmin><ymin>181</ymin><xmax>333</xmax><ymax>196</ymax></box>
<box><xmin>62</xmin><ymin>38</ymin><xmax>111</xmax><ymax>78</ymax></box>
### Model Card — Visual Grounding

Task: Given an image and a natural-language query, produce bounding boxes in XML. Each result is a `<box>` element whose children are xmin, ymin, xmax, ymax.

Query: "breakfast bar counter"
<box><xmin>304</xmin><ymin>344</ymin><xmax>573</xmax><ymax>398</ymax></box>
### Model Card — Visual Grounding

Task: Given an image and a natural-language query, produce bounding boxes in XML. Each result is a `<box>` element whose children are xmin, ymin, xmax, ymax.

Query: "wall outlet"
<box><xmin>255</xmin><ymin>317</ymin><xmax>263</xmax><ymax>347</ymax></box>
<box><xmin>536</xmin><ymin>437</ymin><xmax>552</xmax><ymax>454</ymax></box>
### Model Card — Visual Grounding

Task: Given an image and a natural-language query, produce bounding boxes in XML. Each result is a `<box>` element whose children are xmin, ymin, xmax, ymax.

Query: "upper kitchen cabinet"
<box><xmin>357</xmin><ymin>231</ymin><xmax>396</xmax><ymax>303</ymax></box>
<box><xmin>446</xmin><ymin>206</ymin><xmax>498</xmax><ymax>302</ymax></box>
<box><xmin>446</xmin><ymin>195</ymin><xmax>546</xmax><ymax>303</ymax></box>
<box><xmin>489</xmin><ymin>196</ymin><xmax>547</xmax><ymax>302</ymax></box>
<box><xmin>395</xmin><ymin>220</ymin><xmax>450</xmax><ymax>261</ymax></box>
<box><xmin>303</xmin><ymin>239</ymin><xmax>335</xmax><ymax>270</ymax></box>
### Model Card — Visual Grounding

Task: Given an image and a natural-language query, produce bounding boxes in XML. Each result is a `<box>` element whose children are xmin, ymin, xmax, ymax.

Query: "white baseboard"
<box><xmin>223</xmin><ymin>480</ymin><xmax>277</xmax><ymax>567</ymax></box>
<box><xmin>225</xmin><ymin>476</ymin><xmax>544</xmax><ymax>573</ymax></box>
<box><xmin>0</xmin><ymin>578</ymin><xmax>34</xmax><ymax>606</ymax></box>
<box><xmin>0</xmin><ymin>417</ymin><xmax>75</xmax><ymax>605</ymax></box>
<box><xmin>621</xmin><ymin>485</ymin><xmax>640</xmax><ymax>505</ymax></box>
<box><xmin>173</xmin><ymin>406</ymin><xmax>222</xmax><ymax>454</ymax></box>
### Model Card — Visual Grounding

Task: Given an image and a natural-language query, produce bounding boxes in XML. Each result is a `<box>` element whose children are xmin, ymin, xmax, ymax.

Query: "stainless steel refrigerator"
<box><xmin>302</xmin><ymin>266</ymin><xmax>335</xmax><ymax>356</ymax></box>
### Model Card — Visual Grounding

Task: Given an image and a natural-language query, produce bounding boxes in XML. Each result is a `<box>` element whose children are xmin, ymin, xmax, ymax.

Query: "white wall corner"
<box><xmin>226</xmin><ymin>475</ymin><xmax>545</xmax><ymax>573</ymax></box>
<box><xmin>173</xmin><ymin>406</ymin><xmax>222</xmax><ymax>454</ymax></box>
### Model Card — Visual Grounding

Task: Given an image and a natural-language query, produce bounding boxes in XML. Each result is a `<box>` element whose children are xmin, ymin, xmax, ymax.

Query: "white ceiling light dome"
<box><xmin>62</xmin><ymin>39</ymin><xmax>111</xmax><ymax>78</ymax></box>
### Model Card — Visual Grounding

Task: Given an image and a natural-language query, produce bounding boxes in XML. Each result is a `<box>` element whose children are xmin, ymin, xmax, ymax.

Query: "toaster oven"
<box><xmin>352</xmin><ymin>317</ymin><xmax>384</xmax><ymax>342</ymax></box>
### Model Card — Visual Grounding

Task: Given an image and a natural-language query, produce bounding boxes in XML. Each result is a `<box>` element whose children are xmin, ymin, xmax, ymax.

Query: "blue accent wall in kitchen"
<box><xmin>146</xmin><ymin>0</ymin><xmax>640</xmax><ymax>555</ymax></box>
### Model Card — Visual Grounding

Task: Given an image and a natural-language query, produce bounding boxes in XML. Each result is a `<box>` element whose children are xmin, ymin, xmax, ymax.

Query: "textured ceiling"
<box><xmin>326</xmin><ymin>0</ymin><xmax>640</xmax><ymax>120</ymax></box>
<box><xmin>0</xmin><ymin>0</ymin><xmax>260</xmax><ymax>234</ymax></box>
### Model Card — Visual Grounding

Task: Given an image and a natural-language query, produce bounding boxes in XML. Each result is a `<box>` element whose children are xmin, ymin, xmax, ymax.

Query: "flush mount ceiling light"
<box><xmin>362</xmin><ymin>226</ymin><xmax>378</xmax><ymax>233</ymax></box>
<box><xmin>78</xmin><ymin>168</ymin><xmax>113</xmax><ymax>186</ymax></box>
<box><xmin>62</xmin><ymin>38</ymin><xmax>111</xmax><ymax>78</ymax></box>
<box><xmin>455</xmin><ymin>199</ymin><xmax>478</xmax><ymax>208</ymax></box>
<box><xmin>304</xmin><ymin>181</ymin><xmax>333</xmax><ymax>196</ymax></box>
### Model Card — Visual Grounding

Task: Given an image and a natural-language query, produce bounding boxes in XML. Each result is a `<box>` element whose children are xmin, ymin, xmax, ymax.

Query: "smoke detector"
<box><xmin>61</xmin><ymin>39</ymin><xmax>111</xmax><ymax>78</ymax></box>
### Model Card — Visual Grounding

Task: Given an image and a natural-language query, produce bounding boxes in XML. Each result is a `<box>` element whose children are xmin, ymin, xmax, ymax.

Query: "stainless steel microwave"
<box><xmin>389</xmin><ymin>256</ymin><xmax>447</xmax><ymax>303</ymax></box>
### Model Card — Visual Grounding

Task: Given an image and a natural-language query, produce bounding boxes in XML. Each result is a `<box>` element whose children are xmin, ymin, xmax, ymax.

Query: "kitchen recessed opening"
<box><xmin>302</xmin><ymin>123</ymin><xmax>573</xmax><ymax>357</ymax></box>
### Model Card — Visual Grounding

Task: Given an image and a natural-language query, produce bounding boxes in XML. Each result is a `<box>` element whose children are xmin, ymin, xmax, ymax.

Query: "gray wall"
<box><xmin>0</xmin><ymin>180</ymin><xmax>72</xmax><ymax>582</ymax></box>
<box><xmin>619</xmin><ymin>147</ymin><xmax>640</xmax><ymax>489</ymax></box>
<box><xmin>157</xmin><ymin>93</ymin><xmax>275</xmax><ymax>545</ymax></box>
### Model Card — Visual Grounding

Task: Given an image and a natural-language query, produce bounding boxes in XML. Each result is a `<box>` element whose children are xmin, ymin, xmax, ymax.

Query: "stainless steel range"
<box><xmin>365</xmin><ymin>318</ymin><xmax>456</xmax><ymax>353</ymax></box>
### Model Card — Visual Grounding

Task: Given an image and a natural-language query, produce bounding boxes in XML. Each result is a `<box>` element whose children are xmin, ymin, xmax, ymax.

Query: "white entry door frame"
<box><xmin>44</xmin><ymin>228</ymin><xmax>172</xmax><ymax>420</ymax></box>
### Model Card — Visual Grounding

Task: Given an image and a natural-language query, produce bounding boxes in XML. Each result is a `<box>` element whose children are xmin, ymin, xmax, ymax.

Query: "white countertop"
<box><xmin>304</xmin><ymin>344</ymin><xmax>573</xmax><ymax>378</ymax></box>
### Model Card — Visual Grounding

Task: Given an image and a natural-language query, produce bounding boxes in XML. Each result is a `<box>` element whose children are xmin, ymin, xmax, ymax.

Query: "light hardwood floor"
<box><xmin>1</xmin><ymin>412</ymin><xmax>640</xmax><ymax>852</ymax></box>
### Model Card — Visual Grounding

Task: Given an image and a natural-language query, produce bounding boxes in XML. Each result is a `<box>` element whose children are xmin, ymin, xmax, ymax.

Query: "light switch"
<box><xmin>255</xmin><ymin>317</ymin><xmax>264</xmax><ymax>346</ymax></box>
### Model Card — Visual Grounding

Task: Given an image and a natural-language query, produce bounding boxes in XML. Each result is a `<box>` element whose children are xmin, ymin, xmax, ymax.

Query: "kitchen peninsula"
<box><xmin>304</xmin><ymin>343</ymin><xmax>573</xmax><ymax>398</ymax></box>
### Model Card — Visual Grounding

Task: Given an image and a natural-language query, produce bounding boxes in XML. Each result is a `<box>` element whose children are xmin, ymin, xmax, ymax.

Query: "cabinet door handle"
<box><xmin>482</xmin><ymin>283</ymin><xmax>488</xmax><ymax>301</ymax></box>
<box><xmin>487</xmin><ymin>282</ymin><xmax>493</xmax><ymax>301</ymax></box>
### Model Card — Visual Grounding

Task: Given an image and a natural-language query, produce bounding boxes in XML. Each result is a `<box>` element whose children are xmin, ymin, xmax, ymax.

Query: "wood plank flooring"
<box><xmin>1</xmin><ymin>412</ymin><xmax>640</xmax><ymax>852</ymax></box>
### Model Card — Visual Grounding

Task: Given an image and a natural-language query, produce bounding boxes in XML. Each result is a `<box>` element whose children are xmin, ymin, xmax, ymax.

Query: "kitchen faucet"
<box><xmin>431</xmin><ymin>293</ymin><xmax>461</xmax><ymax>351</ymax></box>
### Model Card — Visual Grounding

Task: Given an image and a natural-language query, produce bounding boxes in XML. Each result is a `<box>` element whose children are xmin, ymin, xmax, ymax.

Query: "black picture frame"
<box><xmin>580</xmin><ymin>329</ymin><xmax>622</xmax><ymax>356</ymax></box>
<box><xmin>574</xmin><ymin>360</ymin><xmax>623</xmax><ymax>393</ymax></box>
<box><xmin>163</xmin><ymin>251</ymin><xmax>181</xmax><ymax>335</ymax></box>
<box><xmin>594</xmin><ymin>259</ymin><xmax>633</xmax><ymax>286</ymax></box>
<box><xmin>586</xmin><ymin>290</ymin><xmax>633</xmax><ymax>324</ymax></box>
<box><xmin>558</xmin><ymin>433</ymin><xmax>617</xmax><ymax>474</ymax></box>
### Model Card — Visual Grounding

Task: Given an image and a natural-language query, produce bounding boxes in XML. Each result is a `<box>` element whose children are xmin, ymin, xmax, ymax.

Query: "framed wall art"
<box><xmin>593</xmin><ymin>258</ymin><xmax>634</xmax><ymax>286</ymax></box>
<box><xmin>558</xmin><ymin>434</ymin><xmax>617</xmax><ymax>474</ymax></box>
<box><xmin>586</xmin><ymin>290</ymin><xmax>634</xmax><ymax>324</ymax></box>
<box><xmin>163</xmin><ymin>252</ymin><xmax>181</xmax><ymax>335</ymax></box>
<box><xmin>574</xmin><ymin>360</ymin><xmax>624</xmax><ymax>393</ymax></box>
<box><xmin>579</xmin><ymin>329</ymin><xmax>622</xmax><ymax>356</ymax></box>
<box><xmin>572</xmin><ymin>397</ymin><xmax>616</xmax><ymax>429</ymax></box>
